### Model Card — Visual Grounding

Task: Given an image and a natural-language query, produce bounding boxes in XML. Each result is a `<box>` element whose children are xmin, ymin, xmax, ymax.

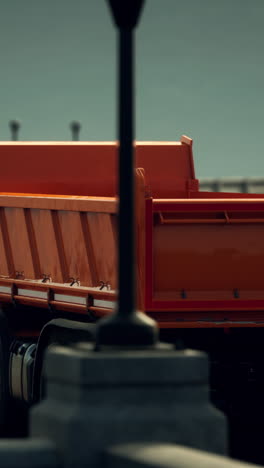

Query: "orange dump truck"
<box><xmin>0</xmin><ymin>136</ymin><xmax>264</xmax><ymax>429</ymax></box>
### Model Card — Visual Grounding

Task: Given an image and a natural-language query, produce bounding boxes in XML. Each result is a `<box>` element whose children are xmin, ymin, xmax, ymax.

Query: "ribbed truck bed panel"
<box><xmin>0</xmin><ymin>194</ymin><xmax>118</xmax><ymax>315</ymax></box>
<box><xmin>1</xmin><ymin>138</ymin><xmax>264</xmax><ymax>328</ymax></box>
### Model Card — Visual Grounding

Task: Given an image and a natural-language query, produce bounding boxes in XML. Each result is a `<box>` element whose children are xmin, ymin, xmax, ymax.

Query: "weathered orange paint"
<box><xmin>1</xmin><ymin>137</ymin><xmax>264</xmax><ymax>329</ymax></box>
<box><xmin>0</xmin><ymin>138</ymin><xmax>198</xmax><ymax>198</ymax></box>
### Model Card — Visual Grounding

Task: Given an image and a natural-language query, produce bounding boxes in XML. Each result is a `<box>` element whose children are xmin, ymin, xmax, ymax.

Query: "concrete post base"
<box><xmin>31</xmin><ymin>343</ymin><xmax>227</xmax><ymax>468</ymax></box>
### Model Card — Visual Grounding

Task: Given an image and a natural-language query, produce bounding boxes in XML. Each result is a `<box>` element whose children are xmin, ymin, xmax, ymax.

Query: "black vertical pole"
<box><xmin>96</xmin><ymin>0</ymin><xmax>158</xmax><ymax>347</ymax></box>
<box><xmin>118</xmin><ymin>26</ymin><xmax>134</xmax><ymax>317</ymax></box>
<box><xmin>70</xmin><ymin>121</ymin><xmax>81</xmax><ymax>141</ymax></box>
<box><xmin>9</xmin><ymin>120</ymin><xmax>21</xmax><ymax>141</ymax></box>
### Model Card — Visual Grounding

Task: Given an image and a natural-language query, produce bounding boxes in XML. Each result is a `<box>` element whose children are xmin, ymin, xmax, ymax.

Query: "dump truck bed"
<box><xmin>0</xmin><ymin>138</ymin><xmax>264</xmax><ymax>329</ymax></box>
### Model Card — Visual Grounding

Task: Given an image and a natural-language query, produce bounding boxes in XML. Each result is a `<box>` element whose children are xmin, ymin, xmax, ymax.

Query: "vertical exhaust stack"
<box><xmin>95</xmin><ymin>0</ymin><xmax>158</xmax><ymax>348</ymax></box>
<box><xmin>70</xmin><ymin>121</ymin><xmax>81</xmax><ymax>141</ymax></box>
<box><xmin>9</xmin><ymin>120</ymin><xmax>21</xmax><ymax>141</ymax></box>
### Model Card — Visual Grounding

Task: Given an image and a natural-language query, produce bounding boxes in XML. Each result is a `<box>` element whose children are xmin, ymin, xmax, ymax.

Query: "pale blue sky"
<box><xmin>0</xmin><ymin>0</ymin><xmax>263</xmax><ymax>178</ymax></box>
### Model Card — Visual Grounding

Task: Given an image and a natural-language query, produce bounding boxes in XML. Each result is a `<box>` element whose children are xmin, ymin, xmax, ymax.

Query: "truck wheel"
<box><xmin>0</xmin><ymin>308</ymin><xmax>11</xmax><ymax>436</ymax></box>
<box><xmin>33</xmin><ymin>319</ymin><xmax>96</xmax><ymax>403</ymax></box>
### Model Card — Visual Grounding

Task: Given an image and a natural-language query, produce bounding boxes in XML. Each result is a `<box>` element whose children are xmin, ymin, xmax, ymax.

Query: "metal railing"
<box><xmin>200</xmin><ymin>177</ymin><xmax>264</xmax><ymax>194</ymax></box>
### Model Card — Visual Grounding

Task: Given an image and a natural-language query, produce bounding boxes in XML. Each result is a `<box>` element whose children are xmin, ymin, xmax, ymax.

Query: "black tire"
<box><xmin>0</xmin><ymin>308</ymin><xmax>11</xmax><ymax>436</ymax></box>
<box><xmin>33</xmin><ymin>319</ymin><xmax>95</xmax><ymax>402</ymax></box>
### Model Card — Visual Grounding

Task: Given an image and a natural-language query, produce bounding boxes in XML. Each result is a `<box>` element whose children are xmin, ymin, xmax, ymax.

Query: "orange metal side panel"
<box><xmin>4</xmin><ymin>208</ymin><xmax>35</xmax><ymax>279</ymax></box>
<box><xmin>85</xmin><ymin>212</ymin><xmax>117</xmax><ymax>289</ymax></box>
<box><xmin>0</xmin><ymin>143</ymin><xmax>117</xmax><ymax>197</ymax></box>
<box><xmin>153</xmin><ymin>223</ymin><xmax>264</xmax><ymax>293</ymax></box>
<box><xmin>30</xmin><ymin>209</ymin><xmax>64</xmax><ymax>283</ymax></box>
<box><xmin>0</xmin><ymin>195</ymin><xmax>118</xmax><ymax>293</ymax></box>
<box><xmin>0</xmin><ymin>208</ymin><xmax>14</xmax><ymax>277</ymax></box>
<box><xmin>56</xmin><ymin>211</ymin><xmax>94</xmax><ymax>286</ymax></box>
<box><xmin>135</xmin><ymin>138</ymin><xmax>198</xmax><ymax>197</ymax></box>
<box><xmin>0</xmin><ymin>138</ymin><xmax>197</xmax><ymax>199</ymax></box>
<box><xmin>0</xmin><ymin>215</ymin><xmax>9</xmax><ymax>277</ymax></box>
<box><xmin>145</xmin><ymin>198</ymin><xmax>264</xmax><ymax>326</ymax></box>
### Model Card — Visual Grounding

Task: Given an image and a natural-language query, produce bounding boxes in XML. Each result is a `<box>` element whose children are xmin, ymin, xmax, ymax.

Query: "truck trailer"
<box><xmin>0</xmin><ymin>136</ymin><xmax>264</xmax><ymax>453</ymax></box>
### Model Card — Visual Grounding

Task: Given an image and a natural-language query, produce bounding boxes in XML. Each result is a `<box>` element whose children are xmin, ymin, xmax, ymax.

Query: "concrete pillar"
<box><xmin>31</xmin><ymin>344</ymin><xmax>227</xmax><ymax>468</ymax></box>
